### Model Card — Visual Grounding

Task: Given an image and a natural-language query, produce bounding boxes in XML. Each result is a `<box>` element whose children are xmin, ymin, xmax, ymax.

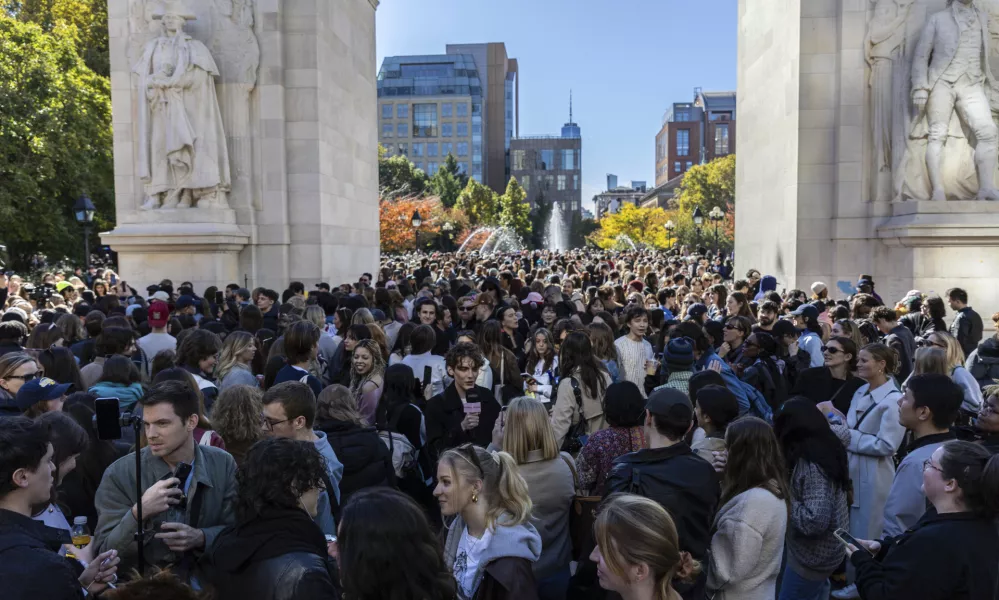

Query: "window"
<box><xmin>415</xmin><ymin>162</ymin><xmax>424</xmax><ymax>172</ymax></box>
<box><xmin>512</xmin><ymin>150</ymin><xmax>526</xmax><ymax>170</ymax></box>
<box><xmin>472</xmin><ymin>122</ymin><xmax>481</xmax><ymax>135</ymax></box>
<box><xmin>413</xmin><ymin>104</ymin><xmax>438</xmax><ymax>137</ymax></box>
<box><xmin>457</xmin><ymin>122</ymin><xmax>469</xmax><ymax>137</ymax></box>
<box><xmin>714</xmin><ymin>124</ymin><xmax>730</xmax><ymax>155</ymax></box>
<box><xmin>396</xmin><ymin>123</ymin><xmax>408</xmax><ymax>138</ymax></box>
<box><xmin>540</xmin><ymin>149</ymin><xmax>554</xmax><ymax>170</ymax></box>
<box><xmin>397</xmin><ymin>143</ymin><xmax>408</xmax><ymax>155</ymax></box>
<box><xmin>457</xmin><ymin>142</ymin><xmax>469</xmax><ymax>156</ymax></box>
<box><xmin>396</xmin><ymin>104</ymin><xmax>409</xmax><ymax>119</ymax></box>
<box><xmin>412</xmin><ymin>143</ymin><xmax>424</xmax><ymax>157</ymax></box>
<box><xmin>458</xmin><ymin>162</ymin><xmax>468</xmax><ymax>173</ymax></box>
<box><xmin>441</xmin><ymin>103</ymin><xmax>452</xmax><ymax>117</ymax></box>
<box><xmin>472</xmin><ymin>142</ymin><xmax>482</xmax><ymax>157</ymax></box>
<box><xmin>442</xmin><ymin>123</ymin><xmax>452</xmax><ymax>137</ymax></box>
<box><xmin>471</xmin><ymin>103</ymin><xmax>481</xmax><ymax>116</ymax></box>
<box><xmin>441</xmin><ymin>142</ymin><xmax>453</xmax><ymax>156</ymax></box>
<box><xmin>676</xmin><ymin>130</ymin><xmax>690</xmax><ymax>156</ymax></box>
<box><xmin>686</xmin><ymin>161</ymin><xmax>693</xmax><ymax>170</ymax></box>
<box><xmin>573</xmin><ymin>174</ymin><xmax>579</xmax><ymax>190</ymax></box>
<box><xmin>456</xmin><ymin>102</ymin><xmax>468</xmax><ymax>117</ymax></box>
<box><xmin>674</xmin><ymin>108</ymin><xmax>691</xmax><ymax>122</ymax></box>
<box><xmin>561</xmin><ymin>149</ymin><xmax>576</xmax><ymax>170</ymax></box>
<box><xmin>557</xmin><ymin>175</ymin><xmax>567</xmax><ymax>191</ymax></box>
<box><xmin>381</xmin><ymin>123</ymin><xmax>393</xmax><ymax>138</ymax></box>
<box><xmin>381</xmin><ymin>104</ymin><xmax>392</xmax><ymax>119</ymax></box>
<box><xmin>545</xmin><ymin>175</ymin><xmax>554</xmax><ymax>189</ymax></box>
<box><xmin>521</xmin><ymin>175</ymin><xmax>530</xmax><ymax>190</ymax></box>
<box><xmin>427</xmin><ymin>161</ymin><xmax>438</xmax><ymax>174</ymax></box>
<box><xmin>674</xmin><ymin>161</ymin><xmax>681</xmax><ymax>173</ymax></box>
<box><xmin>427</xmin><ymin>143</ymin><xmax>438</xmax><ymax>157</ymax></box>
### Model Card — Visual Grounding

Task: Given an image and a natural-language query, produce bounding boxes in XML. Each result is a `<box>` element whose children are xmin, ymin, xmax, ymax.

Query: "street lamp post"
<box><xmin>442</xmin><ymin>221</ymin><xmax>454</xmax><ymax>251</ymax></box>
<box><xmin>664</xmin><ymin>219</ymin><xmax>676</xmax><ymax>251</ymax></box>
<box><xmin>73</xmin><ymin>196</ymin><xmax>96</xmax><ymax>269</ymax></box>
<box><xmin>692</xmin><ymin>206</ymin><xmax>704</xmax><ymax>250</ymax></box>
<box><xmin>708</xmin><ymin>206</ymin><xmax>725</xmax><ymax>256</ymax></box>
<box><xmin>411</xmin><ymin>210</ymin><xmax>423</xmax><ymax>251</ymax></box>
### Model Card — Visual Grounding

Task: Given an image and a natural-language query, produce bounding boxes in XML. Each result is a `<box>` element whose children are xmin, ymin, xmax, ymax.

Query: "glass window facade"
<box><xmin>557</xmin><ymin>175</ymin><xmax>566</xmax><ymax>191</ymax></box>
<box><xmin>540</xmin><ymin>149</ymin><xmax>554</xmax><ymax>170</ymax></box>
<box><xmin>674</xmin><ymin>161</ymin><xmax>681</xmax><ymax>173</ymax></box>
<box><xmin>397</xmin><ymin>104</ymin><xmax>409</xmax><ymax>119</ymax></box>
<box><xmin>456</xmin><ymin>102</ymin><xmax>468</xmax><ymax>117</ymax></box>
<box><xmin>676</xmin><ymin>130</ymin><xmax>690</xmax><ymax>156</ymax></box>
<box><xmin>441</xmin><ymin>123</ymin><xmax>452</xmax><ymax>137</ymax></box>
<box><xmin>381</xmin><ymin>123</ymin><xmax>393</xmax><ymax>138</ymax></box>
<box><xmin>573</xmin><ymin>174</ymin><xmax>579</xmax><ymax>190</ymax></box>
<box><xmin>544</xmin><ymin>175</ymin><xmax>554</xmax><ymax>189</ymax></box>
<box><xmin>427</xmin><ymin>161</ymin><xmax>438</xmax><ymax>174</ymax></box>
<box><xmin>441</xmin><ymin>142</ymin><xmax>453</xmax><ymax>156</ymax></box>
<box><xmin>381</xmin><ymin>104</ymin><xmax>392</xmax><ymax>119</ymax></box>
<box><xmin>396</xmin><ymin>123</ymin><xmax>408</xmax><ymax>138</ymax></box>
<box><xmin>397</xmin><ymin>143</ymin><xmax>408</xmax><ymax>155</ymax></box>
<box><xmin>521</xmin><ymin>175</ymin><xmax>530</xmax><ymax>190</ymax></box>
<box><xmin>561</xmin><ymin>149</ymin><xmax>576</xmax><ymax>170</ymax></box>
<box><xmin>412</xmin><ymin>143</ymin><xmax>424</xmax><ymax>157</ymax></box>
<box><xmin>512</xmin><ymin>150</ymin><xmax>526</xmax><ymax>170</ymax></box>
<box><xmin>457</xmin><ymin>142</ymin><xmax>469</xmax><ymax>156</ymax></box>
<box><xmin>686</xmin><ymin>161</ymin><xmax>693</xmax><ymax>170</ymax></box>
<box><xmin>413</xmin><ymin>103</ymin><xmax>438</xmax><ymax>137</ymax></box>
<box><xmin>457</xmin><ymin>122</ymin><xmax>469</xmax><ymax>137</ymax></box>
<box><xmin>427</xmin><ymin>143</ymin><xmax>438</xmax><ymax>157</ymax></box>
<box><xmin>714</xmin><ymin>124</ymin><xmax>730</xmax><ymax>155</ymax></box>
<box><xmin>441</xmin><ymin>103</ymin><xmax>452</xmax><ymax>117</ymax></box>
<box><xmin>458</xmin><ymin>162</ymin><xmax>468</xmax><ymax>173</ymax></box>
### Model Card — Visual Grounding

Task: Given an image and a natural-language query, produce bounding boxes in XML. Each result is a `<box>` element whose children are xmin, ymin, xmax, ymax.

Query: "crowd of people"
<box><xmin>0</xmin><ymin>251</ymin><xmax>998</xmax><ymax>600</ymax></box>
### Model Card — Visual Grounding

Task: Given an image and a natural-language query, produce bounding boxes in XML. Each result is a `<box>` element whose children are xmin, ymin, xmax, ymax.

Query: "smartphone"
<box><xmin>94</xmin><ymin>397</ymin><xmax>123</xmax><ymax>440</ymax></box>
<box><xmin>215</xmin><ymin>291</ymin><xmax>224</xmax><ymax>306</ymax></box>
<box><xmin>423</xmin><ymin>366</ymin><xmax>433</xmax><ymax>388</ymax></box>
<box><xmin>833</xmin><ymin>528</ymin><xmax>874</xmax><ymax>556</ymax></box>
<box><xmin>173</xmin><ymin>462</ymin><xmax>193</xmax><ymax>510</ymax></box>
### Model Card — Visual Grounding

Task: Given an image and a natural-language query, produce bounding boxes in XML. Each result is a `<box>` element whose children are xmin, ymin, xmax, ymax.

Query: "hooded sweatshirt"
<box><xmin>443</xmin><ymin>514</ymin><xmax>542</xmax><ymax>600</ymax></box>
<box><xmin>88</xmin><ymin>381</ymin><xmax>145</xmax><ymax>412</ymax></box>
<box><xmin>754</xmin><ymin>275</ymin><xmax>777</xmax><ymax>302</ymax></box>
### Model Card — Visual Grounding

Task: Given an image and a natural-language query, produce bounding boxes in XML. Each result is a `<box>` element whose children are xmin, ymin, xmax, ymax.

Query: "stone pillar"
<box><xmin>102</xmin><ymin>0</ymin><xmax>380</xmax><ymax>293</ymax></box>
<box><xmin>736</xmin><ymin>0</ymin><xmax>999</xmax><ymax>311</ymax></box>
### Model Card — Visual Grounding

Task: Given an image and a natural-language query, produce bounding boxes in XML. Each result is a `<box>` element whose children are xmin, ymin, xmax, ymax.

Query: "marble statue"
<box><xmin>909</xmin><ymin>0</ymin><xmax>999</xmax><ymax>201</ymax></box>
<box><xmin>866</xmin><ymin>0</ymin><xmax>914</xmax><ymax>203</ymax></box>
<box><xmin>134</xmin><ymin>0</ymin><xmax>231</xmax><ymax>210</ymax></box>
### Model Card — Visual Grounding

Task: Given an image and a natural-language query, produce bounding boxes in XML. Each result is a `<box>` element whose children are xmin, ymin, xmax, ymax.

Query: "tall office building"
<box><xmin>655</xmin><ymin>88</ymin><xmax>736</xmax><ymax>187</ymax></box>
<box><xmin>376</xmin><ymin>43</ymin><xmax>518</xmax><ymax>193</ymax></box>
<box><xmin>510</xmin><ymin>93</ymin><xmax>582</xmax><ymax>214</ymax></box>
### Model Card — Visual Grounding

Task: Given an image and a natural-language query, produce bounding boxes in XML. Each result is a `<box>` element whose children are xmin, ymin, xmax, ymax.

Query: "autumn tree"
<box><xmin>379</xmin><ymin>196</ymin><xmax>443</xmax><ymax>253</ymax></box>
<box><xmin>592</xmin><ymin>204</ymin><xmax>669</xmax><ymax>249</ymax></box>
<box><xmin>497</xmin><ymin>177</ymin><xmax>532</xmax><ymax>244</ymax></box>
<box><xmin>454</xmin><ymin>178</ymin><xmax>498</xmax><ymax>228</ymax></box>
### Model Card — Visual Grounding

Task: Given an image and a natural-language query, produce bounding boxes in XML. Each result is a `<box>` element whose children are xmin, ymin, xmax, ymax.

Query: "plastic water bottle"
<box><xmin>71</xmin><ymin>516</ymin><xmax>90</xmax><ymax>549</ymax></box>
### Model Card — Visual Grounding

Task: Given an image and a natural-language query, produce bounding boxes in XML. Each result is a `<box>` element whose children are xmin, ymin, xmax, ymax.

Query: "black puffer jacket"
<box><xmin>316</xmin><ymin>418</ymin><xmax>395</xmax><ymax>503</ymax></box>
<box><xmin>966</xmin><ymin>337</ymin><xmax>999</xmax><ymax>389</ymax></box>
<box><xmin>0</xmin><ymin>509</ymin><xmax>83</xmax><ymax>600</ymax></box>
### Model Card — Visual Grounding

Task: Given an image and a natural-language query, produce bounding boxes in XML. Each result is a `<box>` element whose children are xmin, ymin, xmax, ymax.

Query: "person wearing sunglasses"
<box><xmin>974</xmin><ymin>386</ymin><xmax>999</xmax><ymax>454</ymax></box>
<box><xmin>0</xmin><ymin>352</ymin><xmax>40</xmax><ymax>417</ymax></box>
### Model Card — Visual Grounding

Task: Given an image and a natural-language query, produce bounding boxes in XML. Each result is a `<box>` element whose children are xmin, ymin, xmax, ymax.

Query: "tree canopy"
<box><xmin>428</xmin><ymin>153</ymin><xmax>467</xmax><ymax>209</ymax></box>
<box><xmin>674</xmin><ymin>154</ymin><xmax>735</xmax><ymax>214</ymax></box>
<box><xmin>454</xmin><ymin>178</ymin><xmax>498</xmax><ymax>228</ymax></box>
<box><xmin>2</xmin><ymin>0</ymin><xmax>108</xmax><ymax>76</ymax></box>
<box><xmin>497</xmin><ymin>177</ymin><xmax>532</xmax><ymax>244</ymax></box>
<box><xmin>379</xmin><ymin>146</ymin><xmax>429</xmax><ymax>199</ymax></box>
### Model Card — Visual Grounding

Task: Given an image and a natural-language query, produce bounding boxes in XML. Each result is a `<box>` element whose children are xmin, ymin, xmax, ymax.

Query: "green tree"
<box><xmin>429</xmin><ymin>153</ymin><xmax>467</xmax><ymax>208</ymax></box>
<box><xmin>570</xmin><ymin>214</ymin><xmax>599</xmax><ymax>248</ymax></box>
<box><xmin>454</xmin><ymin>178</ymin><xmax>498</xmax><ymax>227</ymax></box>
<box><xmin>497</xmin><ymin>177</ymin><xmax>532</xmax><ymax>243</ymax></box>
<box><xmin>2</xmin><ymin>0</ymin><xmax>109</xmax><ymax>76</ymax></box>
<box><xmin>0</xmin><ymin>14</ymin><xmax>113</xmax><ymax>272</ymax></box>
<box><xmin>674</xmin><ymin>154</ymin><xmax>735</xmax><ymax>214</ymax></box>
<box><xmin>378</xmin><ymin>145</ymin><xmax>428</xmax><ymax>199</ymax></box>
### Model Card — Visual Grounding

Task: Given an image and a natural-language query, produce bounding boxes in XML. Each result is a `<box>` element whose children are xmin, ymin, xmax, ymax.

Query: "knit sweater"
<box><xmin>786</xmin><ymin>460</ymin><xmax>849</xmax><ymax>581</ymax></box>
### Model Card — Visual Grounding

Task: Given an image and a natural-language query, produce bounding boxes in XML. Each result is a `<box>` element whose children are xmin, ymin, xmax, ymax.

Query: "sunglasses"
<box><xmin>7</xmin><ymin>371</ymin><xmax>41</xmax><ymax>382</ymax></box>
<box><xmin>916</xmin><ymin>340</ymin><xmax>945</xmax><ymax>349</ymax></box>
<box><xmin>820</xmin><ymin>346</ymin><xmax>842</xmax><ymax>354</ymax></box>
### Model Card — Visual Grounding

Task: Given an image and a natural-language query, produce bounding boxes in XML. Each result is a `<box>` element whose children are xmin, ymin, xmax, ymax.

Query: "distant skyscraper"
<box><xmin>510</xmin><ymin>92</ymin><xmax>583</xmax><ymax>214</ymax></box>
<box><xmin>376</xmin><ymin>43</ymin><xmax>518</xmax><ymax>193</ymax></box>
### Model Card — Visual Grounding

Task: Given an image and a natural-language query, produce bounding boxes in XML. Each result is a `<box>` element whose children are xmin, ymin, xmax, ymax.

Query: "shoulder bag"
<box><xmin>560</xmin><ymin>377</ymin><xmax>587</xmax><ymax>454</ymax></box>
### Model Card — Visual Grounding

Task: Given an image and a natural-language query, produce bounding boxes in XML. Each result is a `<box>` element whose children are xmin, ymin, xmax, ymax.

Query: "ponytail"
<box><xmin>939</xmin><ymin>441</ymin><xmax>999</xmax><ymax>518</ymax></box>
<box><xmin>439</xmin><ymin>445</ymin><xmax>533</xmax><ymax>530</ymax></box>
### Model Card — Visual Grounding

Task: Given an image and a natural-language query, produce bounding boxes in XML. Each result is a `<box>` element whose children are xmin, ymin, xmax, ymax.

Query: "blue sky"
<box><xmin>375</xmin><ymin>0</ymin><xmax>738</xmax><ymax>210</ymax></box>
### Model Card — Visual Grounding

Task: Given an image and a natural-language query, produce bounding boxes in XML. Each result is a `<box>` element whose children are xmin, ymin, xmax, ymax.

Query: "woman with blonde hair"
<box><xmin>437</xmin><ymin>443</ymin><xmax>541</xmax><ymax>600</ymax></box>
<box><xmin>215</xmin><ymin>331</ymin><xmax>259</xmax><ymax>391</ymax></box>
<box><xmin>492</xmin><ymin>397</ymin><xmax>575</xmax><ymax>600</ymax></box>
<box><xmin>350</xmin><ymin>339</ymin><xmax>385</xmax><ymax>425</ymax></box>
<box><xmin>590</xmin><ymin>494</ymin><xmax>698</xmax><ymax>600</ymax></box>
<box><xmin>924</xmin><ymin>330</ymin><xmax>983</xmax><ymax>414</ymax></box>
<box><xmin>831</xmin><ymin>319</ymin><xmax>864</xmax><ymax>353</ymax></box>
<box><xmin>211</xmin><ymin>384</ymin><xmax>264</xmax><ymax>466</ymax></box>
<box><xmin>352</xmin><ymin>308</ymin><xmax>375</xmax><ymax>326</ymax></box>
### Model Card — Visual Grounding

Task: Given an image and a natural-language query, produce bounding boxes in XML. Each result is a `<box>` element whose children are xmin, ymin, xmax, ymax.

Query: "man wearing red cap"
<box><xmin>137</xmin><ymin>300</ymin><xmax>176</xmax><ymax>362</ymax></box>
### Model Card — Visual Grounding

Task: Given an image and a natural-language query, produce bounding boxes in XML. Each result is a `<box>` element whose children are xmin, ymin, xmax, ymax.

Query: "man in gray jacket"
<box><xmin>95</xmin><ymin>381</ymin><xmax>238</xmax><ymax>579</ymax></box>
<box><xmin>882</xmin><ymin>374</ymin><xmax>961</xmax><ymax>538</ymax></box>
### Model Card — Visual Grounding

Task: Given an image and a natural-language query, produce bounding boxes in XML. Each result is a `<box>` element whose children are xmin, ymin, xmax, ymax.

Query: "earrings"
<box><xmin>471</xmin><ymin>492</ymin><xmax>479</xmax><ymax>504</ymax></box>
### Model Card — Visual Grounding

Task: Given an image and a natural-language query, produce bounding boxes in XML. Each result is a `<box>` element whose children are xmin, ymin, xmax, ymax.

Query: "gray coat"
<box><xmin>518</xmin><ymin>451</ymin><xmax>575</xmax><ymax>579</ymax></box>
<box><xmin>845</xmin><ymin>381</ymin><xmax>905</xmax><ymax>539</ymax></box>
<box><xmin>94</xmin><ymin>444</ymin><xmax>237</xmax><ymax>575</ymax></box>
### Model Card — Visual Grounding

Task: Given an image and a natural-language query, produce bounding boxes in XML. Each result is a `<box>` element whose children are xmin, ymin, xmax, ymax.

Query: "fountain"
<box><xmin>457</xmin><ymin>227</ymin><xmax>495</xmax><ymax>253</ymax></box>
<box><xmin>456</xmin><ymin>226</ymin><xmax>523</xmax><ymax>253</ymax></box>
<box><xmin>547</xmin><ymin>202</ymin><xmax>569</xmax><ymax>251</ymax></box>
<box><xmin>613</xmin><ymin>233</ymin><xmax>639</xmax><ymax>250</ymax></box>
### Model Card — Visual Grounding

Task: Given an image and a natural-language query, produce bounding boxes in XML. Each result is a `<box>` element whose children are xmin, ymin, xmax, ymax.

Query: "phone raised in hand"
<box><xmin>423</xmin><ymin>366</ymin><xmax>433</xmax><ymax>388</ymax></box>
<box><xmin>833</xmin><ymin>528</ymin><xmax>874</xmax><ymax>556</ymax></box>
<box><xmin>215</xmin><ymin>291</ymin><xmax>224</xmax><ymax>306</ymax></box>
<box><xmin>94</xmin><ymin>397</ymin><xmax>124</xmax><ymax>440</ymax></box>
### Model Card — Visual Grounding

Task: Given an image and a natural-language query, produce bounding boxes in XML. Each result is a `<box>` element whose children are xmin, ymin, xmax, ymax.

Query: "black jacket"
<box><xmin>604</xmin><ymin>443</ymin><xmax>719</xmax><ymax>600</ymax></box>
<box><xmin>316</xmin><ymin>418</ymin><xmax>395</xmax><ymax>503</ymax></box>
<box><xmin>0</xmin><ymin>508</ymin><xmax>84</xmax><ymax>600</ymax></box>
<box><xmin>0</xmin><ymin>341</ymin><xmax>24</xmax><ymax>358</ymax></box>
<box><xmin>425</xmin><ymin>384</ymin><xmax>500</xmax><ymax>462</ymax></box>
<box><xmin>792</xmin><ymin>367</ymin><xmax>866</xmax><ymax>416</ymax></box>
<box><xmin>950</xmin><ymin>307</ymin><xmax>984</xmax><ymax>359</ymax></box>
<box><xmin>966</xmin><ymin>337</ymin><xmax>999</xmax><ymax>389</ymax></box>
<box><xmin>0</xmin><ymin>388</ymin><xmax>19</xmax><ymax>417</ymax></box>
<box><xmin>261</xmin><ymin>305</ymin><xmax>281</xmax><ymax>333</ymax></box>
<box><xmin>202</xmin><ymin>509</ymin><xmax>339</xmax><ymax>600</ymax></box>
<box><xmin>884</xmin><ymin>324</ymin><xmax>916</xmax><ymax>383</ymax></box>
<box><xmin>852</xmin><ymin>511</ymin><xmax>998</xmax><ymax>600</ymax></box>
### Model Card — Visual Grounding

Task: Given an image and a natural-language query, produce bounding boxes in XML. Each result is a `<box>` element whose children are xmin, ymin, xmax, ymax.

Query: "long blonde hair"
<box><xmin>439</xmin><ymin>444</ymin><xmax>532</xmax><ymax>530</ymax></box>
<box><xmin>928</xmin><ymin>331</ymin><xmax>966</xmax><ymax>371</ymax></box>
<box><xmin>350</xmin><ymin>339</ymin><xmax>386</xmax><ymax>398</ymax></box>
<box><xmin>913</xmin><ymin>347</ymin><xmax>949</xmax><ymax>377</ymax></box>
<box><xmin>215</xmin><ymin>331</ymin><xmax>255</xmax><ymax>382</ymax></box>
<box><xmin>502</xmin><ymin>397</ymin><xmax>559</xmax><ymax>464</ymax></box>
<box><xmin>595</xmin><ymin>494</ymin><xmax>699</xmax><ymax>600</ymax></box>
<box><xmin>304</xmin><ymin>305</ymin><xmax>327</xmax><ymax>329</ymax></box>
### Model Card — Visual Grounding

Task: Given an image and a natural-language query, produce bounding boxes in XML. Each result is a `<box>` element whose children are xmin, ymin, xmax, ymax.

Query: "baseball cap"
<box><xmin>856</xmin><ymin>278</ymin><xmax>873</xmax><ymax>288</ymax></box>
<box><xmin>810</xmin><ymin>282</ymin><xmax>827</xmax><ymax>295</ymax></box>
<box><xmin>789</xmin><ymin>304</ymin><xmax>819</xmax><ymax>320</ymax></box>
<box><xmin>150</xmin><ymin>291</ymin><xmax>170</xmax><ymax>302</ymax></box>
<box><xmin>16</xmin><ymin>377</ymin><xmax>73</xmax><ymax>412</ymax></box>
<box><xmin>645</xmin><ymin>387</ymin><xmax>693</xmax><ymax>421</ymax></box>
<box><xmin>686</xmin><ymin>303</ymin><xmax>709</xmax><ymax>321</ymax></box>
<box><xmin>176</xmin><ymin>295</ymin><xmax>196</xmax><ymax>310</ymax></box>
<box><xmin>148</xmin><ymin>300</ymin><xmax>170</xmax><ymax>328</ymax></box>
<box><xmin>55</xmin><ymin>281</ymin><xmax>73</xmax><ymax>293</ymax></box>
<box><xmin>521</xmin><ymin>292</ymin><xmax>544</xmax><ymax>305</ymax></box>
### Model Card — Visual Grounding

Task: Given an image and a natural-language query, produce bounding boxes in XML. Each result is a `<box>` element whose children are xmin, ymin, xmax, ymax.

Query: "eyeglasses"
<box><xmin>922</xmin><ymin>459</ymin><xmax>943</xmax><ymax>473</ymax></box>
<box><xmin>261</xmin><ymin>415</ymin><xmax>291</xmax><ymax>431</ymax></box>
<box><xmin>917</xmin><ymin>340</ymin><xmax>946</xmax><ymax>349</ymax></box>
<box><xmin>7</xmin><ymin>371</ymin><xmax>41</xmax><ymax>382</ymax></box>
<box><xmin>458</xmin><ymin>306</ymin><xmax>474</xmax><ymax>312</ymax></box>
<box><xmin>820</xmin><ymin>346</ymin><xmax>842</xmax><ymax>354</ymax></box>
<box><xmin>724</xmin><ymin>324</ymin><xmax>743</xmax><ymax>332</ymax></box>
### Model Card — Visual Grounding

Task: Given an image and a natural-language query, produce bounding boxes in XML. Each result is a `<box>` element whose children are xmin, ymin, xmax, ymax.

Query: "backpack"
<box><xmin>378</xmin><ymin>408</ymin><xmax>420</xmax><ymax>480</ymax></box>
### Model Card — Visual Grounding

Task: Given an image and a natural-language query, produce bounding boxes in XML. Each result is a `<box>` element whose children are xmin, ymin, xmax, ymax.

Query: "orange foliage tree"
<box><xmin>379</xmin><ymin>196</ymin><xmax>443</xmax><ymax>253</ymax></box>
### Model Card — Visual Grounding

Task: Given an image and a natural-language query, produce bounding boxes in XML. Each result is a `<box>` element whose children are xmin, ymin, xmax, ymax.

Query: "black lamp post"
<box><xmin>708</xmin><ymin>206</ymin><xmax>724</xmax><ymax>256</ymax></box>
<box><xmin>664</xmin><ymin>219</ymin><xmax>676</xmax><ymax>250</ymax></box>
<box><xmin>442</xmin><ymin>221</ymin><xmax>454</xmax><ymax>251</ymax></box>
<box><xmin>73</xmin><ymin>195</ymin><xmax>96</xmax><ymax>269</ymax></box>
<box><xmin>692</xmin><ymin>206</ymin><xmax>704</xmax><ymax>250</ymax></box>
<box><xmin>411</xmin><ymin>210</ymin><xmax>423</xmax><ymax>251</ymax></box>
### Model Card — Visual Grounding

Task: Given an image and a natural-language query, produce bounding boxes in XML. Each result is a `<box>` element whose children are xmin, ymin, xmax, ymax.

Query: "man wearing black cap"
<box><xmin>605</xmin><ymin>388</ymin><xmax>719</xmax><ymax>600</ymax></box>
<box><xmin>789</xmin><ymin>304</ymin><xmax>825</xmax><ymax>368</ymax></box>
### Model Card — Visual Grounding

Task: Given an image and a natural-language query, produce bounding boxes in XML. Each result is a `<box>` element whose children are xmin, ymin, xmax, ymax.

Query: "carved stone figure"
<box><xmin>867</xmin><ymin>0</ymin><xmax>914</xmax><ymax>203</ymax></box>
<box><xmin>910</xmin><ymin>0</ymin><xmax>999</xmax><ymax>201</ymax></box>
<box><xmin>134</xmin><ymin>0</ymin><xmax>231</xmax><ymax>210</ymax></box>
